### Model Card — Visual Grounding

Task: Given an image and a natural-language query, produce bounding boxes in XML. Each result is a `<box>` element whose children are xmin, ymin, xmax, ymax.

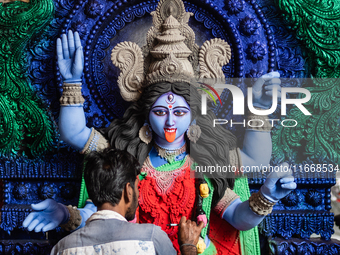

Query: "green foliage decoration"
<box><xmin>272</xmin><ymin>0</ymin><xmax>340</xmax><ymax>164</ymax></box>
<box><xmin>0</xmin><ymin>0</ymin><xmax>56</xmax><ymax>157</ymax></box>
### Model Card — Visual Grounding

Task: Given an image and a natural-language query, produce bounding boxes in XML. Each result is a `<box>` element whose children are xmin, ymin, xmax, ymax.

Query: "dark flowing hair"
<box><xmin>101</xmin><ymin>82</ymin><xmax>238</xmax><ymax>206</ymax></box>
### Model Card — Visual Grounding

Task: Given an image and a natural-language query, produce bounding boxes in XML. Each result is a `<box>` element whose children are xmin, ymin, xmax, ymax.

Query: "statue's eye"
<box><xmin>153</xmin><ymin>110</ymin><xmax>167</xmax><ymax>116</ymax></box>
<box><xmin>174</xmin><ymin>110</ymin><xmax>187</xmax><ymax>116</ymax></box>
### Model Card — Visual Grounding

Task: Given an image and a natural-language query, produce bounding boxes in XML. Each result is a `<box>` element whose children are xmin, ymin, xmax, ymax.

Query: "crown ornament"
<box><xmin>111</xmin><ymin>0</ymin><xmax>232</xmax><ymax>101</ymax></box>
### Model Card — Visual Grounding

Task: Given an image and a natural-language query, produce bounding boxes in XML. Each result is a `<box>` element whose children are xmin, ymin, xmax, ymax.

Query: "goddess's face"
<box><xmin>149</xmin><ymin>92</ymin><xmax>191</xmax><ymax>143</ymax></box>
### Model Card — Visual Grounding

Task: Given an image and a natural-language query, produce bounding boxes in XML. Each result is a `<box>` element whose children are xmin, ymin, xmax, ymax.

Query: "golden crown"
<box><xmin>110</xmin><ymin>0</ymin><xmax>231</xmax><ymax>101</ymax></box>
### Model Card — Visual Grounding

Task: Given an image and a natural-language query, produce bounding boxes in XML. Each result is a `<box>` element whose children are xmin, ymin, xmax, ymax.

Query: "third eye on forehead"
<box><xmin>151</xmin><ymin>105</ymin><xmax>189</xmax><ymax>110</ymax></box>
<box><xmin>151</xmin><ymin>93</ymin><xmax>190</xmax><ymax>109</ymax></box>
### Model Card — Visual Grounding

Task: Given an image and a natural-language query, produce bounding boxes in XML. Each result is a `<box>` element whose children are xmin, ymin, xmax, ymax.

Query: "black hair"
<box><xmin>83</xmin><ymin>148</ymin><xmax>141</xmax><ymax>207</ymax></box>
<box><xmin>101</xmin><ymin>82</ymin><xmax>237</xmax><ymax>207</ymax></box>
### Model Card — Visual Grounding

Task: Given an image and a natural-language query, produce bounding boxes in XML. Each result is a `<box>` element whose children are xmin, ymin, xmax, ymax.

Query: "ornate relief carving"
<box><xmin>268</xmin><ymin>237</ymin><xmax>340</xmax><ymax>255</ymax></box>
<box><xmin>111</xmin><ymin>41</ymin><xmax>144</xmax><ymax>101</ymax></box>
<box><xmin>0</xmin><ymin>0</ymin><xmax>55</xmax><ymax>157</ymax></box>
<box><xmin>0</xmin><ymin>0</ymin><xmax>29</xmax><ymax>3</ymax></box>
<box><xmin>272</xmin><ymin>0</ymin><xmax>340</xmax><ymax>164</ymax></box>
<box><xmin>154</xmin><ymin>0</ymin><xmax>186</xmax><ymax>27</ymax></box>
<box><xmin>199</xmin><ymin>38</ymin><xmax>231</xmax><ymax>79</ymax></box>
<box><xmin>112</xmin><ymin>0</ymin><xmax>230</xmax><ymax>100</ymax></box>
<box><xmin>259</xmin><ymin>212</ymin><xmax>334</xmax><ymax>240</ymax></box>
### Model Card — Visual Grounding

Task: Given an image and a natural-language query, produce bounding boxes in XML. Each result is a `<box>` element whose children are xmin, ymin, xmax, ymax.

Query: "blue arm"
<box><xmin>22</xmin><ymin>199</ymin><xmax>97</xmax><ymax>232</ymax></box>
<box><xmin>59</xmin><ymin>105</ymin><xmax>91</xmax><ymax>150</ymax></box>
<box><xmin>77</xmin><ymin>201</ymin><xmax>97</xmax><ymax>230</ymax></box>
<box><xmin>222</xmin><ymin>198</ymin><xmax>263</xmax><ymax>231</ymax></box>
<box><xmin>57</xmin><ymin>31</ymin><xmax>91</xmax><ymax>150</ymax></box>
<box><xmin>223</xmin><ymin>168</ymin><xmax>297</xmax><ymax>230</ymax></box>
<box><xmin>239</xmin><ymin>71</ymin><xmax>281</xmax><ymax>168</ymax></box>
<box><xmin>239</xmin><ymin>130</ymin><xmax>272</xmax><ymax>168</ymax></box>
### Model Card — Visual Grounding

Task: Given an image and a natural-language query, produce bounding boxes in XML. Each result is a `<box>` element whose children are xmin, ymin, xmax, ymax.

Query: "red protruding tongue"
<box><xmin>164</xmin><ymin>129</ymin><xmax>176</xmax><ymax>143</ymax></box>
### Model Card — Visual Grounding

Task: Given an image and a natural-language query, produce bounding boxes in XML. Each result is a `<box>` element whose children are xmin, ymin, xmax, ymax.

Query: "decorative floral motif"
<box><xmin>71</xmin><ymin>21</ymin><xmax>88</xmax><ymax>37</ymax></box>
<box><xmin>281</xmin><ymin>191</ymin><xmax>299</xmax><ymax>206</ymax></box>
<box><xmin>240</xmin><ymin>16</ymin><xmax>259</xmax><ymax>36</ymax></box>
<box><xmin>85</xmin><ymin>0</ymin><xmax>103</xmax><ymax>18</ymax></box>
<box><xmin>13</xmin><ymin>183</ymin><xmax>29</xmax><ymax>200</ymax></box>
<box><xmin>39</xmin><ymin>183</ymin><xmax>57</xmax><ymax>200</ymax></box>
<box><xmin>225</xmin><ymin>0</ymin><xmax>244</xmax><ymax>14</ymax></box>
<box><xmin>88</xmin><ymin>113</ymin><xmax>108</xmax><ymax>129</ymax></box>
<box><xmin>305</xmin><ymin>190</ymin><xmax>323</xmax><ymax>207</ymax></box>
<box><xmin>246</xmin><ymin>41</ymin><xmax>266</xmax><ymax>63</ymax></box>
<box><xmin>246</xmin><ymin>69</ymin><xmax>263</xmax><ymax>78</ymax></box>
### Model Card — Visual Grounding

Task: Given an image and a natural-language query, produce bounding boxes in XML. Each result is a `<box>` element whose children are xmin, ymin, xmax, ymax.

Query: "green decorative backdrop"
<box><xmin>272</xmin><ymin>0</ymin><xmax>340</xmax><ymax>165</ymax></box>
<box><xmin>0</xmin><ymin>0</ymin><xmax>339</xmax><ymax>253</ymax></box>
<box><xmin>0</xmin><ymin>0</ymin><xmax>56</xmax><ymax>158</ymax></box>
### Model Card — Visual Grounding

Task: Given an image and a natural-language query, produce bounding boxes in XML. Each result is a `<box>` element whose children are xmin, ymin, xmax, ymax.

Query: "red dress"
<box><xmin>138</xmin><ymin>156</ymin><xmax>240</xmax><ymax>254</ymax></box>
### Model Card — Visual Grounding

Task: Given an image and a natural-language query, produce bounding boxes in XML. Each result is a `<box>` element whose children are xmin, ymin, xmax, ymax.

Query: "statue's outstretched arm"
<box><xmin>238</xmin><ymin>71</ymin><xmax>281</xmax><ymax>168</ymax></box>
<box><xmin>22</xmin><ymin>199</ymin><xmax>97</xmax><ymax>232</ymax></box>
<box><xmin>221</xmin><ymin>166</ymin><xmax>296</xmax><ymax>230</ymax></box>
<box><xmin>23</xmin><ymin>31</ymin><xmax>96</xmax><ymax>233</ymax></box>
<box><xmin>57</xmin><ymin>30</ymin><xmax>91</xmax><ymax>150</ymax></box>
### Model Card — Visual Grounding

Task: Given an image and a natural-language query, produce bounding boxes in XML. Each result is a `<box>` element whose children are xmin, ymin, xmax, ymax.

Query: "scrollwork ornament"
<box><xmin>154</xmin><ymin>0</ymin><xmax>186</xmax><ymax>25</ymax></box>
<box><xmin>199</xmin><ymin>38</ymin><xmax>231</xmax><ymax>80</ymax></box>
<box><xmin>111</xmin><ymin>41</ymin><xmax>145</xmax><ymax>101</ymax></box>
<box><xmin>272</xmin><ymin>0</ymin><xmax>340</xmax><ymax>164</ymax></box>
<box><xmin>0</xmin><ymin>0</ymin><xmax>56</xmax><ymax>157</ymax></box>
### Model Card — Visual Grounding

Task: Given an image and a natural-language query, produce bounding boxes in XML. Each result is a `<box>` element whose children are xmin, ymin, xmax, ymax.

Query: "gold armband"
<box><xmin>246</xmin><ymin>111</ymin><xmax>273</xmax><ymax>132</ymax></box>
<box><xmin>60</xmin><ymin>205</ymin><xmax>82</xmax><ymax>231</ymax></box>
<box><xmin>249</xmin><ymin>191</ymin><xmax>276</xmax><ymax>216</ymax></box>
<box><xmin>59</xmin><ymin>82</ymin><xmax>85</xmax><ymax>105</ymax></box>
<box><xmin>81</xmin><ymin>128</ymin><xmax>110</xmax><ymax>154</ymax></box>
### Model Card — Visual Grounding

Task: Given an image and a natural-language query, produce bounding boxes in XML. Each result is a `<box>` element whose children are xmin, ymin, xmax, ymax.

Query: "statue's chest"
<box><xmin>138</xmin><ymin>157</ymin><xmax>196</xmax><ymax>247</ymax></box>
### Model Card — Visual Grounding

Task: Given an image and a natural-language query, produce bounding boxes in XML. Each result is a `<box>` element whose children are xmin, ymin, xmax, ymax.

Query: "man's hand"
<box><xmin>178</xmin><ymin>216</ymin><xmax>204</xmax><ymax>254</ymax></box>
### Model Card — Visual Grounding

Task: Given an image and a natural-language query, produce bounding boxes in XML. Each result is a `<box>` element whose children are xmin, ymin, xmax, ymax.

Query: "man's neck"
<box><xmin>97</xmin><ymin>202</ymin><xmax>125</xmax><ymax>218</ymax></box>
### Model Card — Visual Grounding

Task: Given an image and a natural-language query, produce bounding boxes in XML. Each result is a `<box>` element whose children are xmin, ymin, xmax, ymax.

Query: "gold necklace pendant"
<box><xmin>154</xmin><ymin>142</ymin><xmax>187</xmax><ymax>163</ymax></box>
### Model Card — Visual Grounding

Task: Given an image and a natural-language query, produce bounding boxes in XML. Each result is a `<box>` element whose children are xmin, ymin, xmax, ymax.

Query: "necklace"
<box><xmin>154</xmin><ymin>142</ymin><xmax>187</xmax><ymax>163</ymax></box>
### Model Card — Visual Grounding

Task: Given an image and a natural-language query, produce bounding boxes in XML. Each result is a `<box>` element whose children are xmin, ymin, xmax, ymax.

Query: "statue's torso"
<box><xmin>138</xmin><ymin>155</ymin><xmax>196</xmax><ymax>253</ymax></box>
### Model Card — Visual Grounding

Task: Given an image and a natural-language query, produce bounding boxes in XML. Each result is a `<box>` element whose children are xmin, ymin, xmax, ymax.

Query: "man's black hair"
<box><xmin>84</xmin><ymin>148</ymin><xmax>141</xmax><ymax>207</ymax></box>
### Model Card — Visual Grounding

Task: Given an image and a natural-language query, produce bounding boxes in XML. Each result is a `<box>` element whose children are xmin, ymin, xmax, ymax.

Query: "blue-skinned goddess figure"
<box><xmin>23</xmin><ymin>0</ymin><xmax>296</xmax><ymax>254</ymax></box>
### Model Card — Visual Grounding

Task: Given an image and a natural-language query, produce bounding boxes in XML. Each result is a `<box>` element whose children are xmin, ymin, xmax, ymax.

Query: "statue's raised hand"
<box><xmin>261</xmin><ymin>163</ymin><xmax>297</xmax><ymax>202</ymax></box>
<box><xmin>57</xmin><ymin>30</ymin><xmax>84</xmax><ymax>83</ymax></box>
<box><xmin>22</xmin><ymin>199</ymin><xmax>69</xmax><ymax>232</ymax></box>
<box><xmin>252</xmin><ymin>71</ymin><xmax>281</xmax><ymax>109</ymax></box>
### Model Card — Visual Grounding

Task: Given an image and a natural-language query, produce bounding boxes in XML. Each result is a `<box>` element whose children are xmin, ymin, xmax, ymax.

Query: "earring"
<box><xmin>139</xmin><ymin>123</ymin><xmax>152</xmax><ymax>144</ymax></box>
<box><xmin>187</xmin><ymin>120</ymin><xmax>201</xmax><ymax>143</ymax></box>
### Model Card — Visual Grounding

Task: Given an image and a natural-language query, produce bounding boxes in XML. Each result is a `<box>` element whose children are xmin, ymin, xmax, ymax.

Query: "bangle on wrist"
<box><xmin>249</xmin><ymin>191</ymin><xmax>276</xmax><ymax>216</ymax></box>
<box><xmin>246</xmin><ymin>108</ymin><xmax>273</xmax><ymax>132</ymax></box>
<box><xmin>60</xmin><ymin>82</ymin><xmax>85</xmax><ymax>106</ymax></box>
<box><xmin>60</xmin><ymin>205</ymin><xmax>82</xmax><ymax>231</ymax></box>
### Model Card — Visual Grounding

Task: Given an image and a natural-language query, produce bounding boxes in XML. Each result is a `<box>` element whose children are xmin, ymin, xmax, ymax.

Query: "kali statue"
<box><xmin>23</xmin><ymin>0</ymin><xmax>296</xmax><ymax>254</ymax></box>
